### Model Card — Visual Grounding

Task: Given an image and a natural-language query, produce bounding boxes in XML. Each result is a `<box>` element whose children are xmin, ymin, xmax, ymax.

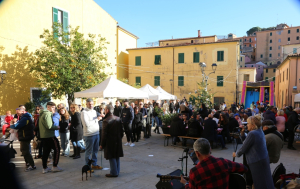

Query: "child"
<box><xmin>2</xmin><ymin>111</ymin><xmax>14</xmax><ymax>138</ymax></box>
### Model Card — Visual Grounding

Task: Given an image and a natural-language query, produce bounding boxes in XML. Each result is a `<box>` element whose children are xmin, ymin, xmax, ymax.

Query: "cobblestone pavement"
<box><xmin>6</xmin><ymin>131</ymin><xmax>300</xmax><ymax>189</ymax></box>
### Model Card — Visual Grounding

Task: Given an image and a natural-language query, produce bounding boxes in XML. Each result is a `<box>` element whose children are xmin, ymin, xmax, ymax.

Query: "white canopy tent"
<box><xmin>139</xmin><ymin>84</ymin><xmax>173</xmax><ymax>100</ymax></box>
<box><xmin>156</xmin><ymin>86</ymin><xmax>177</xmax><ymax>100</ymax></box>
<box><xmin>74</xmin><ymin>76</ymin><xmax>149</xmax><ymax>99</ymax></box>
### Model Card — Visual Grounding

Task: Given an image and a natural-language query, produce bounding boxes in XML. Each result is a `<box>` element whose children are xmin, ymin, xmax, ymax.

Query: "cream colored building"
<box><xmin>0</xmin><ymin>0</ymin><xmax>135</xmax><ymax>114</ymax></box>
<box><xmin>282</xmin><ymin>43</ymin><xmax>300</xmax><ymax>62</ymax></box>
<box><xmin>263</xmin><ymin>65</ymin><xmax>277</xmax><ymax>82</ymax></box>
<box><xmin>237</xmin><ymin>67</ymin><xmax>256</xmax><ymax>103</ymax></box>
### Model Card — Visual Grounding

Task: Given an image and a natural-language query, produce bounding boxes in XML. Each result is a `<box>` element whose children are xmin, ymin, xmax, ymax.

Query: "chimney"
<box><xmin>198</xmin><ymin>30</ymin><xmax>201</xmax><ymax>38</ymax></box>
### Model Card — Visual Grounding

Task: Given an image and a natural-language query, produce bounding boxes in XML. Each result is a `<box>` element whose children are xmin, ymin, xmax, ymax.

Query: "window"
<box><xmin>293</xmin><ymin>48</ymin><xmax>297</xmax><ymax>54</ymax></box>
<box><xmin>273</xmin><ymin>77</ymin><xmax>275</xmax><ymax>81</ymax></box>
<box><xmin>297</xmin><ymin>29</ymin><xmax>299</xmax><ymax>33</ymax></box>
<box><xmin>178</xmin><ymin>53</ymin><xmax>184</xmax><ymax>63</ymax></box>
<box><xmin>270</xmin><ymin>32</ymin><xmax>272</xmax><ymax>36</ymax></box>
<box><xmin>260</xmin><ymin>54</ymin><xmax>263</xmax><ymax>58</ymax></box>
<box><xmin>270</xmin><ymin>62</ymin><xmax>272</xmax><ymax>65</ymax></box>
<box><xmin>240</xmin><ymin>57</ymin><xmax>243</xmax><ymax>61</ymax></box>
<box><xmin>288</xmin><ymin>37</ymin><xmax>290</xmax><ymax>41</ymax></box>
<box><xmin>217</xmin><ymin>51</ymin><xmax>224</xmax><ymax>61</ymax></box>
<box><xmin>265</xmin><ymin>77</ymin><xmax>268</xmax><ymax>81</ymax></box>
<box><xmin>251</xmin><ymin>65</ymin><xmax>254</xmax><ymax>67</ymax></box>
<box><xmin>249</xmin><ymin>44</ymin><xmax>251</xmax><ymax>47</ymax></box>
<box><xmin>191</xmin><ymin>40</ymin><xmax>194</xmax><ymax>43</ymax></box>
<box><xmin>178</xmin><ymin>76</ymin><xmax>184</xmax><ymax>86</ymax></box>
<box><xmin>53</xmin><ymin>8</ymin><xmax>69</xmax><ymax>40</ymax></box>
<box><xmin>266</xmin><ymin>69</ymin><xmax>268</xmax><ymax>73</ymax></box>
<box><xmin>269</xmin><ymin>54</ymin><xmax>272</xmax><ymax>57</ymax></box>
<box><xmin>270</xmin><ymin>47</ymin><xmax>272</xmax><ymax>50</ymax></box>
<box><xmin>229</xmin><ymin>34</ymin><xmax>232</xmax><ymax>37</ymax></box>
<box><xmin>278</xmin><ymin>46</ymin><xmax>281</xmax><ymax>50</ymax></box>
<box><xmin>249</xmin><ymin>38</ymin><xmax>252</xmax><ymax>42</ymax></box>
<box><xmin>278</xmin><ymin>53</ymin><xmax>280</xmax><ymax>57</ymax></box>
<box><xmin>217</xmin><ymin>76</ymin><xmax>223</xmax><ymax>87</ymax></box>
<box><xmin>270</xmin><ymin>39</ymin><xmax>272</xmax><ymax>43</ymax></box>
<box><xmin>154</xmin><ymin>55</ymin><xmax>161</xmax><ymax>65</ymax></box>
<box><xmin>135</xmin><ymin>56</ymin><xmax>141</xmax><ymax>66</ymax></box>
<box><xmin>135</xmin><ymin>77</ymin><xmax>141</xmax><ymax>85</ymax></box>
<box><xmin>154</xmin><ymin>76</ymin><xmax>160</xmax><ymax>86</ymax></box>
<box><xmin>297</xmin><ymin>36</ymin><xmax>299</xmax><ymax>40</ymax></box>
<box><xmin>287</xmin><ymin>68</ymin><xmax>288</xmax><ymax>80</ymax></box>
<box><xmin>273</xmin><ymin>69</ymin><xmax>276</xmax><ymax>72</ymax></box>
<box><xmin>288</xmin><ymin>30</ymin><xmax>291</xmax><ymax>34</ymax></box>
<box><xmin>244</xmin><ymin>39</ymin><xmax>246</xmax><ymax>42</ymax></box>
<box><xmin>244</xmin><ymin>74</ymin><xmax>250</xmax><ymax>81</ymax></box>
<box><xmin>193</xmin><ymin>52</ymin><xmax>200</xmax><ymax>63</ymax></box>
<box><xmin>278</xmin><ymin>39</ymin><xmax>281</xmax><ymax>42</ymax></box>
<box><xmin>240</xmin><ymin>39</ymin><xmax>242</xmax><ymax>42</ymax></box>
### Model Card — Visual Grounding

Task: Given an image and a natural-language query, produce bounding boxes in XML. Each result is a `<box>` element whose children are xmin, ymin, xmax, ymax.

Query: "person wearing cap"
<box><xmin>121</xmin><ymin>99</ymin><xmax>134</xmax><ymax>147</ymax></box>
<box><xmin>262</xmin><ymin>120</ymin><xmax>284</xmax><ymax>163</ymax></box>
<box><xmin>234</xmin><ymin>113</ymin><xmax>243</xmax><ymax>128</ymax></box>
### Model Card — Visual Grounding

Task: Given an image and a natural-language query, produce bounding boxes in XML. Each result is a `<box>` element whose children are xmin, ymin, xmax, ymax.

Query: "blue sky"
<box><xmin>95</xmin><ymin>0</ymin><xmax>300</xmax><ymax>47</ymax></box>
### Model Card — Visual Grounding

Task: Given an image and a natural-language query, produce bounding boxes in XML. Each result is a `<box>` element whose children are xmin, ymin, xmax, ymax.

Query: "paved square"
<box><xmin>9</xmin><ymin>133</ymin><xmax>300</xmax><ymax>189</ymax></box>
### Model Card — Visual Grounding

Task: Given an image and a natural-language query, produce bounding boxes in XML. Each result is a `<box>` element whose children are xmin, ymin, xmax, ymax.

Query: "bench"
<box><xmin>161</xmin><ymin>134</ymin><xmax>171</xmax><ymax>146</ymax></box>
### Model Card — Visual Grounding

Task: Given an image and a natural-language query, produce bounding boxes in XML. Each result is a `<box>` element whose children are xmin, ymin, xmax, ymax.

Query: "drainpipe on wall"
<box><xmin>173</xmin><ymin>47</ymin><xmax>175</xmax><ymax>95</ymax></box>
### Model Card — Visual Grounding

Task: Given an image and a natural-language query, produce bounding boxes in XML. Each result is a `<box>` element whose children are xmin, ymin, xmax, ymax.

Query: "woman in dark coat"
<box><xmin>59</xmin><ymin>107</ymin><xmax>70</xmax><ymax>156</ymax></box>
<box><xmin>70</xmin><ymin>104</ymin><xmax>83</xmax><ymax>159</ymax></box>
<box><xmin>132</xmin><ymin>107</ymin><xmax>143</xmax><ymax>142</ymax></box>
<box><xmin>219</xmin><ymin>112</ymin><xmax>231</xmax><ymax>143</ymax></box>
<box><xmin>198</xmin><ymin>103</ymin><xmax>208</xmax><ymax>120</ymax></box>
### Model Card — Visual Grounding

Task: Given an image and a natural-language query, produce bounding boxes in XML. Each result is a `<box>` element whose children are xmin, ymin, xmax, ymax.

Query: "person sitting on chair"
<box><xmin>180</xmin><ymin>138</ymin><xmax>248</xmax><ymax>188</ymax></box>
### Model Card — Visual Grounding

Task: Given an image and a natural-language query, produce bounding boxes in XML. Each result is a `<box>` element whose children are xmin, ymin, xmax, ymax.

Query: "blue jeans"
<box><xmin>151</xmin><ymin>117</ymin><xmax>155</xmax><ymax>127</ymax></box>
<box><xmin>109</xmin><ymin>158</ymin><xmax>120</xmax><ymax>176</ymax></box>
<box><xmin>78</xmin><ymin>139</ymin><xmax>85</xmax><ymax>150</ymax></box>
<box><xmin>83</xmin><ymin>135</ymin><xmax>99</xmax><ymax>166</ymax></box>
<box><xmin>155</xmin><ymin>116</ymin><xmax>160</xmax><ymax>126</ymax></box>
<box><xmin>60</xmin><ymin>132</ymin><xmax>70</xmax><ymax>155</ymax></box>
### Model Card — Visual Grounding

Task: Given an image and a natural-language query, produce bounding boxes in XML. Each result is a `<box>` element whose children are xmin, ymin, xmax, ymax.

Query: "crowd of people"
<box><xmin>1</xmin><ymin>98</ymin><xmax>299</xmax><ymax>188</ymax></box>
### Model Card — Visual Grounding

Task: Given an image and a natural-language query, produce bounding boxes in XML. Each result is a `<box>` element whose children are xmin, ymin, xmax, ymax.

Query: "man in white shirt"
<box><xmin>81</xmin><ymin>98</ymin><xmax>102</xmax><ymax>170</ymax></box>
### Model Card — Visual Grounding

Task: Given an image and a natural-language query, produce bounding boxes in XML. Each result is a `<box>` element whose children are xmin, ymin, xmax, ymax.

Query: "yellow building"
<box><xmin>263</xmin><ymin>65</ymin><xmax>277</xmax><ymax>82</ymax></box>
<box><xmin>127</xmin><ymin>36</ymin><xmax>240</xmax><ymax>107</ymax></box>
<box><xmin>0</xmin><ymin>0</ymin><xmax>137</xmax><ymax>114</ymax></box>
<box><xmin>117</xmin><ymin>26</ymin><xmax>139</xmax><ymax>79</ymax></box>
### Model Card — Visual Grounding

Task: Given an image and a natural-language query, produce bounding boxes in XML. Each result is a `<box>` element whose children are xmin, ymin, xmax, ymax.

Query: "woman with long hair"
<box><xmin>69</xmin><ymin>104</ymin><xmax>83</xmax><ymax>159</ymax></box>
<box><xmin>132</xmin><ymin>107</ymin><xmax>143</xmax><ymax>143</ymax></box>
<box><xmin>33</xmin><ymin>105</ymin><xmax>44</xmax><ymax>159</ymax></box>
<box><xmin>219</xmin><ymin>113</ymin><xmax>231</xmax><ymax>143</ymax></box>
<box><xmin>59</xmin><ymin>107</ymin><xmax>70</xmax><ymax>157</ymax></box>
<box><xmin>233</xmin><ymin>115</ymin><xmax>274</xmax><ymax>189</ymax></box>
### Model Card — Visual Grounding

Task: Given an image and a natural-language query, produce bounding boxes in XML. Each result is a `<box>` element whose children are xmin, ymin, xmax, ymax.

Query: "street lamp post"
<box><xmin>199</xmin><ymin>62</ymin><xmax>217</xmax><ymax>90</ymax></box>
<box><xmin>0</xmin><ymin>70</ymin><xmax>7</xmax><ymax>85</ymax></box>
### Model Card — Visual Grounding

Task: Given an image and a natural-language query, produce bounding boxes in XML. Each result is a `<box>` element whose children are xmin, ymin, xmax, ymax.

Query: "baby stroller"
<box><xmin>0</xmin><ymin>139</ymin><xmax>17</xmax><ymax>170</ymax></box>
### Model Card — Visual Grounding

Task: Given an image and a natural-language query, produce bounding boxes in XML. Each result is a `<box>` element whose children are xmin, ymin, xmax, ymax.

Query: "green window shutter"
<box><xmin>155</xmin><ymin>55</ymin><xmax>161</xmax><ymax>65</ymax></box>
<box><xmin>273</xmin><ymin>77</ymin><xmax>275</xmax><ymax>81</ymax></box>
<box><xmin>178</xmin><ymin>76</ymin><xmax>184</xmax><ymax>86</ymax></box>
<box><xmin>63</xmin><ymin>11</ymin><xmax>69</xmax><ymax>40</ymax></box>
<box><xmin>135</xmin><ymin>56</ymin><xmax>141</xmax><ymax>66</ymax></box>
<box><xmin>136</xmin><ymin>77</ymin><xmax>141</xmax><ymax>85</ymax></box>
<box><xmin>154</xmin><ymin>76</ymin><xmax>160</xmax><ymax>86</ymax></box>
<box><xmin>53</xmin><ymin>8</ymin><xmax>58</xmax><ymax>39</ymax></box>
<box><xmin>265</xmin><ymin>77</ymin><xmax>268</xmax><ymax>81</ymax></box>
<box><xmin>217</xmin><ymin>51</ymin><xmax>224</xmax><ymax>61</ymax></box>
<box><xmin>266</xmin><ymin>69</ymin><xmax>268</xmax><ymax>73</ymax></box>
<box><xmin>178</xmin><ymin>53</ymin><xmax>184</xmax><ymax>63</ymax></box>
<box><xmin>193</xmin><ymin>52</ymin><xmax>199</xmax><ymax>63</ymax></box>
<box><xmin>217</xmin><ymin>76</ymin><xmax>223</xmax><ymax>87</ymax></box>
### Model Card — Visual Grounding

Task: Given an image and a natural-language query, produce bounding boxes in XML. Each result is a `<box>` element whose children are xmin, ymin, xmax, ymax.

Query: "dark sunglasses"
<box><xmin>36</xmin><ymin>109</ymin><xmax>40</xmax><ymax>110</ymax></box>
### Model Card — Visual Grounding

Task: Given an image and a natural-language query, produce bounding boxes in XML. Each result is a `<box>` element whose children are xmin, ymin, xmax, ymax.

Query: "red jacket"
<box><xmin>5</xmin><ymin>115</ymin><xmax>14</xmax><ymax>126</ymax></box>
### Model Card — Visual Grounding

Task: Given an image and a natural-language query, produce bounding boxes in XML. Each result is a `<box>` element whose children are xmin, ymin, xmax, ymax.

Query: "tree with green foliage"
<box><xmin>246</xmin><ymin>27</ymin><xmax>262</xmax><ymax>36</ymax></box>
<box><xmin>29</xmin><ymin>23</ymin><xmax>110</xmax><ymax>107</ymax></box>
<box><xmin>188</xmin><ymin>81</ymin><xmax>215</xmax><ymax>110</ymax></box>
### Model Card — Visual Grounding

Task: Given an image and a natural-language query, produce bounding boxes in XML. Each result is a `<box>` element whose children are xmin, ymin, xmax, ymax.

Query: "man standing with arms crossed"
<box><xmin>81</xmin><ymin>98</ymin><xmax>103</xmax><ymax>171</ymax></box>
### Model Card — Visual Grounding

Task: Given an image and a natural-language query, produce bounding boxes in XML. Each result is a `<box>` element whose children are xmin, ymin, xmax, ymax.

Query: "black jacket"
<box><xmin>133</xmin><ymin>112</ymin><xmax>143</xmax><ymax>129</ymax></box>
<box><xmin>202</xmin><ymin>118</ymin><xmax>217</xmax><ymax>141</ymax></box>
<box><xmin>263</xmin><ymin>110</ymin><xmax>277</xmax><ymax>124</ymax></box>
<box><xmin>121</xmin><ymin>107</ymin><xmax>134</xmax><ymax>124</ymax></box>
<box><xmin>187</xmin><ymin>118</ymin><xmax>203</xmax><ymax>137</ymax></box>
<box><xmin>199</xmin><ymin>108</ymin><xmax>208</xmax><ymax>120</ymax></box>
<box><xmin>228</xmin><ymin>117</ymin><xmax>239</xmax><ymax>132</ymax></box>
<box><xmin>59</xmin><ymin>116</ymin><xmax>70</xmax><ymax>133</ymax></box>
<box><xmin>70</xmin><ymin>112</ymin><xmax>83</xmax><ymax>142</ymax></box>
<box><xmin>169</xmin><ymin>103</ymin><xmax>175</xmax><ymax>112</ymax></box>
<box><xmin>170</xmin><ymin>117</ymin><xmax>185</xmax><ymax>136</ymax></box>
<box><xmin>13</xmin><ymin>113</ymin><xmax>34</xmax><ymax>141</ymax></box>
<box><xmin>101</xmin><ymin>113</ymin><xmax>124</xmax><ymax>160</ymax></box>
<box><xmin>287</xmin><ymin>111</ymin><xmax>299</xmax><ymax>131</ymax></box>
<box><xmin>114</xmin><ymin>106</ymin><xmax>123</xmax><ymax>118</ymax></box>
